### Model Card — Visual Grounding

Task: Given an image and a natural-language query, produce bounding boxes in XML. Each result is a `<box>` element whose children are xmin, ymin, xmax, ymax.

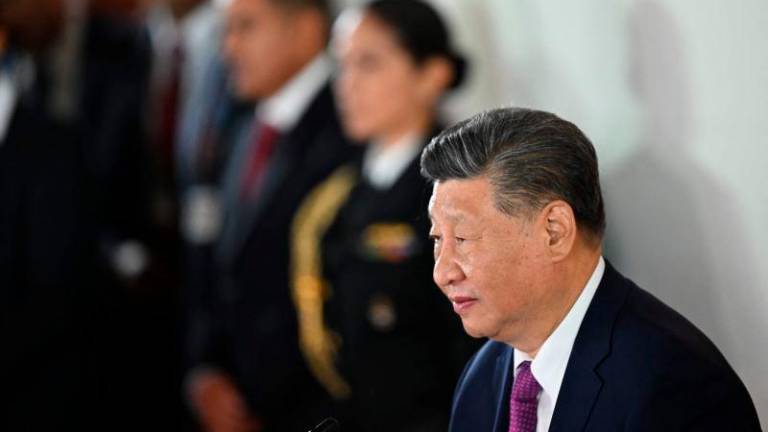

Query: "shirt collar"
<box><xmin>0</xmin><ymin>70</ymin><xmax>17</xmax><ymax>145</ymax></box>
<box><xmin>255</xmin><ymin>53</ymin><xmax>332</xmax><ymax>131</ymax></box>
<box><xmin>513</xmin><ymin>256</ymin><xmax>606</xmax><ymax>401</ymax></box>
<box><xmin>362</xmin><ymin>133</ymin><xmax>423</xmax><ymax>190</ymax></box>
<box><xmin>148</xmin><ymin>2</ymin><xmax>217</xmax><ymax>46</ymax></box>
<box><xmin>0</xmin><ymin>53</ymin><xmax>26</xmax><ymax>144</ymax></box>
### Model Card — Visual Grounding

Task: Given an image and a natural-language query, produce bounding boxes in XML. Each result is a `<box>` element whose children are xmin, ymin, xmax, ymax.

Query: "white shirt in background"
<box><xmin>362</xmin><ymin>134</ymin><xmax>424</xmax><ymax>190</ymax></box>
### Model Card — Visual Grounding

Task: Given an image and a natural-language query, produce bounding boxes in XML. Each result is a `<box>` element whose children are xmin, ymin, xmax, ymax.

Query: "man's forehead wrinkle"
<box><xmin>443</xmin><ymin>204</ymin><xmax>466</xmax><ymax>223</ymax></box>
<box><xmin>431</xmin><ymin>187</ymin><xmax>481</xmax><ymax>228</ymax></box>
<box><xmin>431</xmin><ymin>196</ymin><xmax>466</xmax><ymax>225</ymax></box>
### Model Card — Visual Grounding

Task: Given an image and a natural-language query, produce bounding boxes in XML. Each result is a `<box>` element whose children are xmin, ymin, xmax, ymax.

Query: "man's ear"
<box><xmin>540</xmin><ymin>200</ymin><xmax>577</xmax><ymax>262</ymax></box>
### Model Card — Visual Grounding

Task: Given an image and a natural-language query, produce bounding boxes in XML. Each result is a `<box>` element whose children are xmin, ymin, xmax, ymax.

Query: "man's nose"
<box><xmin>433</xmin><ymin>243</ymin><xmax>465</xmax><ymax>288</ymax></box>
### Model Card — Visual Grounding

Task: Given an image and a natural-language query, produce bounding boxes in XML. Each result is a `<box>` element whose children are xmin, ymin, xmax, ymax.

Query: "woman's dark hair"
<box><xmin>365</xmin><ymin>0</ymin><xmax>467</xmax><ymax>89</ymax></box>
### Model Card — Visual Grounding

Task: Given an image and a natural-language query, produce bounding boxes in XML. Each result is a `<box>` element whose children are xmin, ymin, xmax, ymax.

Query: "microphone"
<box><xmin>308</xmin><ymin>417</ymin><xmax>340</xmax><ymax>432</ymax></box>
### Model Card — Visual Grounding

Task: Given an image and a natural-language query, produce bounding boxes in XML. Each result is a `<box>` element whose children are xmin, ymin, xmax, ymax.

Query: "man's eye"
<box><xmin>456</xmin><ymin>237</ymin><xmax>466</xmax><ymax>245</ymax></box>
<box><xmin>429</xmin><ymin>235</ymin><xmax>441</xmax><ymax>244</ymax></box>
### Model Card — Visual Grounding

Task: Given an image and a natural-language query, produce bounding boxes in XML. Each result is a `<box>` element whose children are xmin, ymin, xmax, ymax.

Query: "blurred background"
<box><xmin>1</xmin><ymin>0</ymin><xmax>766</xmax><ymax>430</ymax></box>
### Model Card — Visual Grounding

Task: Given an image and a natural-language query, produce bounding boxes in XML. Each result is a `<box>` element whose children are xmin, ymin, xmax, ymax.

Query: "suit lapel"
<box><xmin>492</xmin><ymin>346</ymin><xmax>515</xmax><ymax>432</ymax></box>
<box><xmin>215</xmin><ymin>117</ymin><xmax>256</xmax><ymax>268</ymax></box>
<box><xmin>549</xmin><ymin>262</ymin><xmax>630</xmax><ymax>432</ymax></box>
<box><xmin>221</xmin><ymin>84</ymin><xmax>335</xmax><ymax>269</ymax></box>
<box><xmin>231</xmin><ymin>131</ymin><xmax>295</xmax><ymax>256</ymax></box>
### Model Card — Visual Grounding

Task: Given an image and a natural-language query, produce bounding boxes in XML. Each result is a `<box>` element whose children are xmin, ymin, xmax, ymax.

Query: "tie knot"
<box><xmin>512</xmin><ymin>361</ymin><xmax>541</xmax><ymax>402</ymax></box>
<box><xmin>258</xmin><ymin>122</ymin><xmax>279</xmax><ymax>138</ymax></box>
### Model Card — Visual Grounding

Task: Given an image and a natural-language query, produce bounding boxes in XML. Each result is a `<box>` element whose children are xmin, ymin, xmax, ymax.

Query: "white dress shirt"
<box><xmin>362</xmin><ymin>134</ymin><xmax>423</xmax><ymax>190</ymax></box>
<box><xmin>0</xmin><ymin>54</ymin><xmax>35</xmax><ymax>145</ymax></box>
<box><xmin>513</xmin><ymin>256</ymin><xmax>606</xmax><ymax>432</ymax></box>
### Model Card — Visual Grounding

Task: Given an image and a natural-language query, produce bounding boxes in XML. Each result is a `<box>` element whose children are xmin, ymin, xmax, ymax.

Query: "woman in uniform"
<box><xmin>291</xmin><ymin>1</ymin><xmax>478</xmax><ymax>430</ymax></box>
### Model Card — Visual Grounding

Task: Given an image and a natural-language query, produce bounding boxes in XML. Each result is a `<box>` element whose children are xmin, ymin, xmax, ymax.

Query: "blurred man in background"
<box><xmin>0</xmin><ymin>20</ymin><xmax>94</xmax><ymax>431</ymax></box>
<box><xmin>185</xmin><ymin>0</ymin><xmax>358</xmax><ymax>430</ymax></box>
<box><xmin>0</xmin><ymin>0</ymin><xmax>172</xmax><ymax>429</ymax></box>
<box><xmin>1</xmin><ymin>0</ymin><xmax>153</xmax><ymax>282</ymax></box>
<box><xmin>144</xmin><ymin>0</ymin><xmax>222</xmax><ymax>250</ymax></box>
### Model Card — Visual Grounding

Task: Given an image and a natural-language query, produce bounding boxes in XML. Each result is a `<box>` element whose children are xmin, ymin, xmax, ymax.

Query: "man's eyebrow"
<box><xmin>428</xmin><ymin>210</ymin><xmax>466</xmax><ymax>227</ymax></box>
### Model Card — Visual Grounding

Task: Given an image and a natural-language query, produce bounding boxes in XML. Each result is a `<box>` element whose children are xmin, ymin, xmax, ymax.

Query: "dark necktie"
<box><xmin>239</xmin><ymin>122</ymin><xmax>279</xmax><ymax>201</ymax></box>
<box><xmin>508</xmin><ymin>361</ymin><xmax>541</xmax><ymax>432</ymax></box>
<box><xmin>157</xmin><ymin>42</ymin><xmax>183</xmax><ymax>171</ymax></box>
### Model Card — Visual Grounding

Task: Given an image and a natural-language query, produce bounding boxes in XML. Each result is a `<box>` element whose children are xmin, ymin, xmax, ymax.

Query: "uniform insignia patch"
<box><xmin>360</xmin><ymin>222</ymin><xmax>417</xmax><ymax>263</ymax></box>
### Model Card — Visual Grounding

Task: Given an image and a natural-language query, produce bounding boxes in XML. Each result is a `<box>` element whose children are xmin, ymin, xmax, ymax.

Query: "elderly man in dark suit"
<box><xmin>184</xmin><ymin>0</ymin><xmax>358</xmax><ymax>431</ymax></box>
<box><xmin>421</xmin><ymin>108</ymin><xmax>761</xmax><ymax>432</ymax></box>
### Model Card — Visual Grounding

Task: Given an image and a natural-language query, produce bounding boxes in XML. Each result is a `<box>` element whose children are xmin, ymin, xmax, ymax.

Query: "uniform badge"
<box><xmin>367</xmin><ymin>293</ymin><xmax>397</xmax><ymax>331</ymax></box>
<box><xmin>360</xmin><ymin>222</ymin><xmax>418</xmax><ymax>263</ymax></box>
<box><xmin>181</xmin><ymin>186</ymin><xmax>222</xmax><ymax>245</ymax></box>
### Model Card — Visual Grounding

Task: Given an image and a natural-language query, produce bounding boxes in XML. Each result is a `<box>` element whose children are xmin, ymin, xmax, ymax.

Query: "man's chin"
<box><xmin>232</xmin><ymin>82</ymin><xmax>255</xmax><ymax>101</ymax></box>
<box><xmin>231</xmin><ymin>75</ymin><xmax>263</xmax><ymax>101</ymax></box>
<box><xmin>460</xmin><ymin>320</ymin><xmax>487</xmax><ymax>339</ymax></box>
<box><xmin>341</xmin><ymin>121</ymin><xmax>370</xmax><ymax>142</ymax></box>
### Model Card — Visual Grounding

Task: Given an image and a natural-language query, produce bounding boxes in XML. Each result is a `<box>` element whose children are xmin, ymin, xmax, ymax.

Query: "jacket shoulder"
<box><xmin>449</xmin><ymin>340</ymin><xmax>509</xmax><ymax>432</ymax></box>
<box><xmin>610</xmin><ymin>275</ymin><xmax>731</xmax><ymax>375</ymax></box>
<box><xmin>593</xmin><ymin>267</ymin><xmax>760</xmax><ymax>429</ymax></box>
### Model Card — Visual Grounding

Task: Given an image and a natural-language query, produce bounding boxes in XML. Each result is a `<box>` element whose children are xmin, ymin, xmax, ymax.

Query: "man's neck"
<box><xmin>378</xmin><ymin>110</ymin><xmax>434</xmax><ymax>148</ymax></box>
<box><xmin>514</xmin><ymin>249</ymin><xmax>602</xmax><ymax>357</ymax></box>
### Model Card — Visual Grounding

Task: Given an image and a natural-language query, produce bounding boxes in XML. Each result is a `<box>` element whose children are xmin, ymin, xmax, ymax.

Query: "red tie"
<box><xmin>156</xmin><ymin>42</ymin><xmax>183</xmax><ymax>171</ymax></box>
<box><xmin>239</xmin><ymin>123</ymin><xmax>280</xmax><ymax>201</ymax></box>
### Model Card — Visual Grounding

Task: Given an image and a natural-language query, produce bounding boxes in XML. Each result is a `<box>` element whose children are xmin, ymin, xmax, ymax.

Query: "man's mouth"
<box><xmin>450</xmin><ymin>296</ymin><xmax>478</xmax><ymax>314</ymax></box>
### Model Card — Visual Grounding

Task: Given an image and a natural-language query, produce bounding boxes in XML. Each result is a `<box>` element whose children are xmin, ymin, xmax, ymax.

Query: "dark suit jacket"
<box><xmin>196</xmin><ymin>83</ymin><xmax>360</xmax><ymax>431</ymax></box>
<box><xmin>0</xmin><ymin>100</ymin><xmax>95</xmax><ymax>431</ymax></box>
<box><xmin>449</xmin><ymin>261</ymin><xmax>761</xmax><ymax>431</ymax></box>
<box><xmin>15</xmin><ymin>12</ymin><xmax>151</xmax><ymax>257</ymax></box>
<box><xmin>4</xmin><ymin>14</ymin><xmax>165</xmax><ymax>431</ymax></box>
<box><xmin>79</xmin><ymin>15</ymin><xmax>153</xmax><ymax>248</ymax></box>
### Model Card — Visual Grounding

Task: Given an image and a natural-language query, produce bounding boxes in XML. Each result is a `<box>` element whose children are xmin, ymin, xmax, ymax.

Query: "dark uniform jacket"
<box><xmin>292</xmin><ymin>136</ymin><xmax>480</xmax><ymax>432</ymax></box>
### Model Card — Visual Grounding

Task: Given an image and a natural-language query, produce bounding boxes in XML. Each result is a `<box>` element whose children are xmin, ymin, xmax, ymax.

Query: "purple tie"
<box><xmin>508</xmin><ymin>361</ymin><xmax>541</xmax><ymax>432</ymax></box>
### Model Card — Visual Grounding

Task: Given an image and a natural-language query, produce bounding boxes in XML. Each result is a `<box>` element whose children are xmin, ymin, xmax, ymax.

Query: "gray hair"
<box><xmin>420</xmin><ymin>107</ymin><xmax>606</xmax><ymax>238</ymax></box>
